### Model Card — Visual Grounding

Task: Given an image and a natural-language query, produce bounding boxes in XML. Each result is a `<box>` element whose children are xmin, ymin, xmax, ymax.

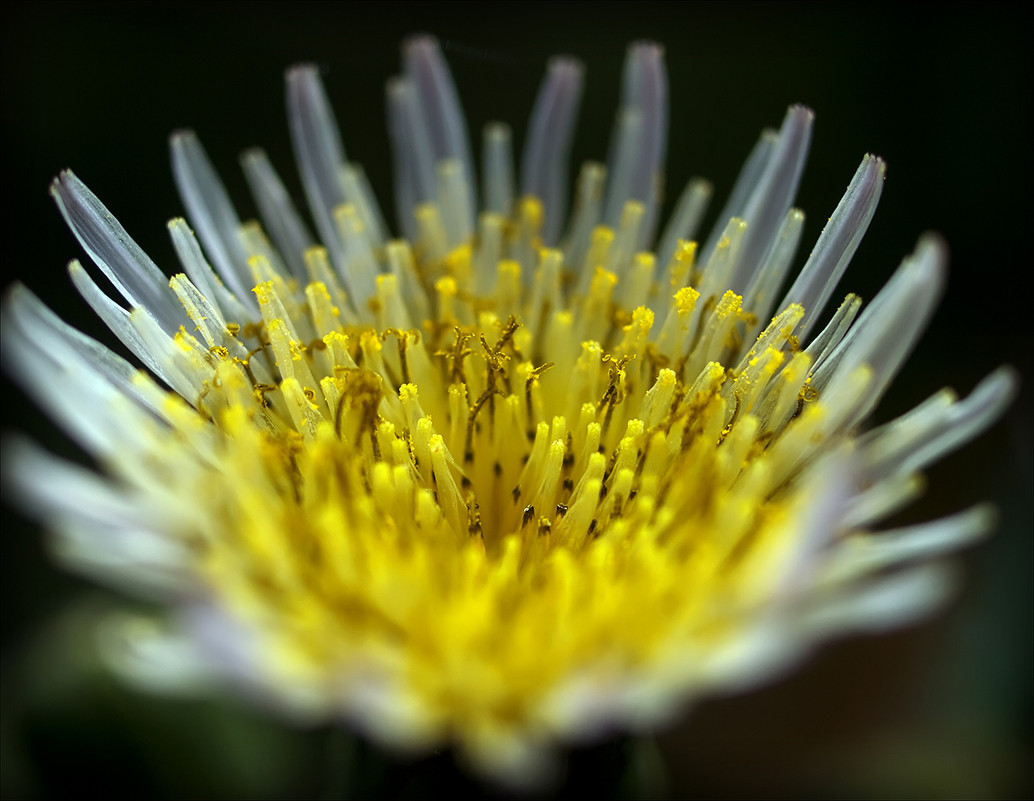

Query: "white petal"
<box><xmin>3</xmin><ymin>285</ymin><xmax>169</xmax><ymax>455</ymax></box>
<box><xmin>240</xmin><ymin>147</ymin><xmax>316</xmax><ymax>279</ymax></box>
<box><xmin>801</xmin><ymin>563</ymin><xmax>957</xmax><ymax>636</ymax></box>
<box><xmin>481</xmin><ymin>122</ymin><xmax>514</xmax><ymax>218</ymax></box>
<box><xmin>167</xmin><ymin>217</ymin><xmax>254</xmax><ymax>325</ymax></box>
<box><xmin>67</xmin><ymin>260</ymin><xmax>174</xmax><ymax>386</ymax></box>
<box><xmin>100</xmin><ymin>613</ymin><xmax>215</xmax><ymax>695</ymax></box>
<box><xmin>51</xmin><ymin>171</ymin><xmax>185</xmax><ymax>331</ymax></box>
<box><xmin>402</xmin><ymin>35</ymin><xmax>476</xmax><ymax>224</ymax></box>
<box><xmin>170</xmin><ymin>131</ymin><xmax>257</xmax><ymax>308</ymax></box>
<box><xmin>824</xmin><ymin>506</ymin><xmax>994</xmax><ymax>586</ymax></box>
<box><xmin>740</xmin><ymin>206</ymin><xmax>805</xmax><ymax>337</ymax></box>
<box><xmin>386</xmin><ymin>76</ymin><xmax>433</xmax><ymax>241</ymax></box>
<box><xmin>859</xmin><ymin>366</ymin><xmax>1018</xmax><ymax>481</ymax></box>
<box><xmin>818</xmin><ymin>234</ymin><xmax>947</xmax><ymax>428</ymax></box>
<box><xmin>603</xmin><ymin>42</ymin><xmax>667</xmax><ymax>250</ymax></box>
<box><xmin>778</xmin><ymin>154</ymin><xmax>885</xmax><ymax>339</ymax></box>
<box><xmin>728</xmin><ymin>105</ymin><xmax>813</xmax><ymax>295</ymax></box>
<box><xmin>286</xmin><ymin>64</ymin><xmax>351</xmax><ymax>275</ymax></box>
<box><xmin>700</xmin><ymin>127</ymin><xmax>777</xmax><ymax>261</ymax></box>
<box><xmin>654</xmin><ymin>177</ymin><xmax>713</xmax><ymax>280</ymax></box>
<box><xmin>521</xmin><ymin>57</ymin><xmax>583</xmax><ymax>244</ymax></box>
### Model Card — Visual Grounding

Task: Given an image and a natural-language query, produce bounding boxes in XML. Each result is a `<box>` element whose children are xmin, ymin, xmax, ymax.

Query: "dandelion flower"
<box><xmin>2</xmin><ymin>36</ymin><xmax>1016</xmax><ymax>785</ymax></box>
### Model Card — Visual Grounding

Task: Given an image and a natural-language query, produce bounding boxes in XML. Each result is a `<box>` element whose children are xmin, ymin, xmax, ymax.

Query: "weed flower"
<box><xmin>2</xmin><ymin>36</ymin><xmax>1015</xmax><ymax>785</ymax></box>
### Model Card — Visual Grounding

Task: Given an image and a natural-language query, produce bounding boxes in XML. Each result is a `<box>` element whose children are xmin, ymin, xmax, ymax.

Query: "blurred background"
<box><xmin>2</xmin><ymin>2</ymin><xmax>1031</xmax><ymax>798</ymax></box>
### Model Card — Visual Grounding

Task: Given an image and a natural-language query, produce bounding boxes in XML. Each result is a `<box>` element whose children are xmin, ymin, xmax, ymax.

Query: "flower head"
<box><xmin>2</xmin><ymin>36</ymin><xmax>1016</xmax><ymax>785</ymax></box>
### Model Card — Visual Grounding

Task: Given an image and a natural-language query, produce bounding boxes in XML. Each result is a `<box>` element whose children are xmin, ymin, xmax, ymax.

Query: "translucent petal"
<box><xmin>286</xmin><ymin>64</ymin><xmax>350</xmax><ymax>276</ymax></box>
<box><xmin>521</xmin><ymin>57</ymin><xmax>583</xmax><ymax>244</ymax></box>
<box><xmin>778</xmin><ymin>154</ymin><xmax>885</xmax><ymax>338</ymax></box>
<box><xmin>482</xmin><ymin>123</ymin><xmax>514</xmax><ymax>218</ymax></box>
<box><xmin>51</xmin><ymin>171</ymin><xmax>185</xmax><ymax>332</ymax></box>
<box><xmin>240</xmin><ymin>147</ymin><xmax>316</xmax><ymax>279</ymax></box>
<box><xmin>403</xmin><ymin>35</ymin><xmax>476</xmax><ymax>231</ymax></box>
<box><xmin>655</xmin><ymin>177</ymin><xmax>712</xmax><ymax>277</ymax></box>
<box><xmin>603</xmin><ymin>42</ymin><xmax>667</xmax><ymax>250</ymax></box>
<box><xmin>170</xmin><ymin>131</ymin><xmax>256</xmax><ymax>309</ymax></box>
<box><xmin>726</xmin><ymin>105</ymin><xmax>813</xmax><ymax>295</ymax></box>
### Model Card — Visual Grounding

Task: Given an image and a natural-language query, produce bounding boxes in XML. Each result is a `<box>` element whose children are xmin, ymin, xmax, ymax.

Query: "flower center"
<box><xmin>145</xmin><ymin>194</ymin><xmax>854</xmax><ymax>734</ymax></box>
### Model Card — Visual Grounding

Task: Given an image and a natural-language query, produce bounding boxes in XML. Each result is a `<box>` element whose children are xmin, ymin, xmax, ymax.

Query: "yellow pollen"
<box><xmin>152</xmin><ymin>212</ymin><xmax>857</xmax><ymax>751</ymax></box>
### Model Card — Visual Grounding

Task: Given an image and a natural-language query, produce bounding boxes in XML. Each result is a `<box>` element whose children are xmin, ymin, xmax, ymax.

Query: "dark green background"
<box><xmin>2</xmin><ymin>2</ymin><xmax>1031</xmax><ymax>798</ymax></box>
